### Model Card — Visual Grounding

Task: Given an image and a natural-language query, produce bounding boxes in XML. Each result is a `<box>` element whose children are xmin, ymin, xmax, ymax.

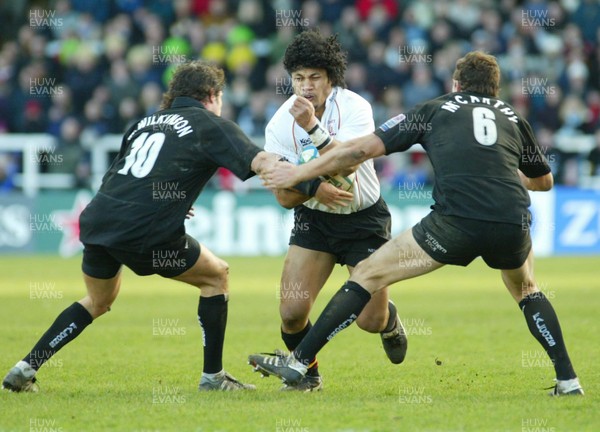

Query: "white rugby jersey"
<box><xmin>265</xmin><ymin>87</ymin><xmax>381</xmax><ymax>214</ymax></box>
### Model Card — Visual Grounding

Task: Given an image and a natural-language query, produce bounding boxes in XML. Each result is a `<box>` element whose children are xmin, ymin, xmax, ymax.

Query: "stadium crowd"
<box><xmin>1</xmin><ymin>0</ymin><xmax>600</xmax><ymax>192</ymax></box>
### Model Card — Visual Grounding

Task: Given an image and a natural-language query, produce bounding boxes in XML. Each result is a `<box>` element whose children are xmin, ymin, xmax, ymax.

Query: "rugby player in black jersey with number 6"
<box><xmin>3</xmin><ymin>61</ymin><xmax>278</xmax><ymax>392</ymax></box>
<box><xmin>251</xmin><ymin>51</ymin><xmax>583</xmax><ymax>396</ymax></box>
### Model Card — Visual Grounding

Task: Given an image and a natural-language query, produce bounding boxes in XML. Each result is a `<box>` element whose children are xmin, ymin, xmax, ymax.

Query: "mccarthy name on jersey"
<box><xmin>439</xmin><ymin>93</ymin><xmax>519</xmax><ymax>123</ymax></box>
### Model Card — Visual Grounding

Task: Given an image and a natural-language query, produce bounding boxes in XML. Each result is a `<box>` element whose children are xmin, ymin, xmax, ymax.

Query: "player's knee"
<box><xmin>82</xmin><ymin>298</ymin><xmax>113</xmax><ymax>319</ymax></box>
<box><xmin>212</xmin><ymin>259</ymin><xmax>229</xmax><ymax>286</ymax></box>
<box><xmin>521</xmin><ymin>281</ymin><xmax>538</xmax><ymax>299</ymax></box>
<box><xmin>353</xmin><ymin>260</ymin><xmax>382</xmax><ymax>289</ymax></box>
<box><xmin>280</xmin><ymin>304</ymin><xmax>310</xmax><ymax>333</ymax></box>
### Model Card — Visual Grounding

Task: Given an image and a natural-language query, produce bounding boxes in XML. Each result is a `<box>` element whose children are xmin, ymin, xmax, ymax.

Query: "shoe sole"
<box><xmin>249</xmin><ymin>361</ymin><xmax>271</xmax><ymax>378</ymax></box>
<box><xmin>2</xmin><ymin>380</ymin><xmax>39</xmax><ymax>393</ymax></box>
<box><xmin>381</xmin><ymin>317</ymin><xmax>408</xmax><ymax>364</ymax></box>
<box><xmin>198</xmin><ymin>384</ymin><xmax>256</xmax><ymax>391</ymax></box>
<box><xmin>281</xmin><ymin>382</ymin><xmax>323</xmax><ymax>392</ymax></box>
<box><xmin>248</xmin><ymin>359</ymin><xmax>303</xmax><ymax>384</ymax></box>
<box><xmin>550</xmin><ymin>388</ymin><xmax>584</xmax><ymax>396</ymax></box>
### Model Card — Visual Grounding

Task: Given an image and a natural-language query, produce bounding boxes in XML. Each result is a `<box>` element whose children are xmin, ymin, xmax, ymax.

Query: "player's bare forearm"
<box><xmin>318</xmin><ymin>139</ymin><xmax>359</xmax><ymax>175</ymax></box>
<box><xmin>296</xmin><ymin>134</ymin><xmax>384</xmax><ymax>182</ymax></box>
<box><xmin>518</xmin><ymin>170</ymin><xmax>553</xmax><ymax>191</ymax></box>
<box><xmin>261</xmin><ymin>134</ymin><xmax>384</xmax><ymax>189</ymax></box>
<box><xmin>273</xmin><ymin>188</ymin><xmax>309</xmax><ymax>209</ymax></box>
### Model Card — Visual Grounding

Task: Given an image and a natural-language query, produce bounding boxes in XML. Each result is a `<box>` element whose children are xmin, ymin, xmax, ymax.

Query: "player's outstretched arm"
<box><xmin>251</xmin><ymin>151</ymin><xmax>281</xmax><ymax>175</ymax></box>
<box><xmin>251</xmin><ymin>152</ymin><xmax>343</xmax><ymax>209</ymax></box>
<box><xmin>518</xmin><ymin>170</ymin><xmax>553</xmax><ymax>191</ymax></box>
<box><xmin>261</xmin><ymin>133</ymin><xmax>385</xmax><ymax>189</ymax></box>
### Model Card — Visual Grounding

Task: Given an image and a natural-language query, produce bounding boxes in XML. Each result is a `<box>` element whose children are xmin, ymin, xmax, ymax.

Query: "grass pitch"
<box><xmin>0</xmin><ymin>255</ymin><xmax>598</xmax><ymax>432</ymax></box>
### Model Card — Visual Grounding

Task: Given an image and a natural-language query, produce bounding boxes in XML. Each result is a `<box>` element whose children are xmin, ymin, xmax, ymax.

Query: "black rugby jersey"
<box><xmin>374</xmin><ymin>92</ymin><xmax>551</xmax><ymax>225</ymax></box>
<box><xmin>79</xmin><ymin>97</ymin><xmax>261</xmax><ymax>251</ymax></box>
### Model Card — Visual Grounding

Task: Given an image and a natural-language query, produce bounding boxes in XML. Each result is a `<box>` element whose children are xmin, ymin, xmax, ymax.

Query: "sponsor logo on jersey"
<box><xmin>327</xmin><ymin>118</ymin><xmax>337</xmax><ymax>136</ymax></box>
<box><xmin>379</xmin><ymin>114</ymin><xmax>406</xmax><ymax>132</ymax></box>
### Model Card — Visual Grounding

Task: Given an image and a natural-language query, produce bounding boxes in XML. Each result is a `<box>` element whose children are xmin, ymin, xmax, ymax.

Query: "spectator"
<box><xmin>64</xmin><ymin>46</ymin><xmax>103</xmax><ymax>112</ymax></box>
<box><xmin>117</xmin><ymin>97</ymin><xmax>140</xmax><ymax>132</ymax></box>
<box><xmin>237</xmin><ymin>90</ymin><xmax>276</xmax><ymax>139</ymax></box>
<box><xmin>1</xmin><ymin>0</ymin><xmax>599</xmax><ymax>189</ymax></box>
<box><xmin>588</xmin><ymin>129</ymin><xmax>600</xmax><ymax>176</ymax></box>
<box><xmin>402</xmin><ymin>65</ymin><xmax>442</xmax><ymax>109</ymax></box>
<box><xmin>0</xmin><ymin>154</ymin><xmax>18</xmax><ymax>193</ymax></box>
<box><xmin>534</xmin><ymin>85</ymin><xmax>562</xmax><ymax>131</ymax></box>
<box><xmin>47</xmin><ymin>117</ymin><xmax>90</xmax><ymax>188</ymax></box>
<box><xmin>105</xmin><ymin>59</ymin><xmax>140</xmax><ymax>109</ymax></box>
<box><xmin>47</xmin><ymin>85</ymin><xmax>73</xmax><ymax>137</ymax></box>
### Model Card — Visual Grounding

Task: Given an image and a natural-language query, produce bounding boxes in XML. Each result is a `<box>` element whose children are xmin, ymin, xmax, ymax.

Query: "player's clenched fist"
<box><xmin>289</xmin><ymin>96</ymin><xmax>317</xmax><ymax>130</ymax></box>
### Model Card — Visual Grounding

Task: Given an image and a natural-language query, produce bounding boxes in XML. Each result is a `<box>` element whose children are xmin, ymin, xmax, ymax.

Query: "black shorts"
<box><xmin>412</xmin><ymin>212</ymin><xmax>531</xmax><ymax>269</ymax></box>
<box><xmin>289</xmin><ymin>197</ymin><xmax>391</xmax><ymax>267</ymax></box>
<box><xmin>82</xmin><ymin>234</ymin><xmax>201</xmax><ymax>279</ymax></box>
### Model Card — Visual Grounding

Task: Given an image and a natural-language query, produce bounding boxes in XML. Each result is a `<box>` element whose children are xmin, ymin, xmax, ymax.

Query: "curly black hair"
<box><xmin>283</xmin><ymin>30</ymin><xmax>347</xmax><ymax>88</ymax></box>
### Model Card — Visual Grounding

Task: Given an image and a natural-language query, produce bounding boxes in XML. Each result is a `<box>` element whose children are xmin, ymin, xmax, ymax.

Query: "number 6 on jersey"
<box><xmin>472</xmin><ymin>107</ymin><xmax>497</xmax><ymax>146</ymax></box>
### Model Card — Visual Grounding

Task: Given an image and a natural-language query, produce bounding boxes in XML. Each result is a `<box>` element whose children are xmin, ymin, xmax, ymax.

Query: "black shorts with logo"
<box><xmin>289</xmin><ymin>197</ymin><xmax>391</xmax><ymax>267</ymax></box>
<box><xmin>82</xmin><ymin>234</ymin><xmax>201</xmax><ymax>279</ymax></box>
<box><xmin>412</xmin><ymin>212</ymin><xmax>531</xmax><ymax>269</ymax></box>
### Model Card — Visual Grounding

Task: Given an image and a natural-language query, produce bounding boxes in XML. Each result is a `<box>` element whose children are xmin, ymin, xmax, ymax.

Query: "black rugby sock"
<box><xmin>294</xmin><ymin>281</ymin><xmax>371</xmax><ymax>365</ymax></box>
<box><xmin>282</xmin><ymin>321</ymin><xmax>319</xmax><ymax>376</ymax></box>
<box><xmin>519</xmin><ymin>292</ymin><xmax>576</xmax><ymax>380</ymax></box>
<box><xmin>24</xmin><ymin>302</ymin><xmax>93</xmax><ymax>371</ymax></box>
<box><xmin>198</xmin><ymin>294</ymin><xmax>228</xmax><ymax>374</ymax></box>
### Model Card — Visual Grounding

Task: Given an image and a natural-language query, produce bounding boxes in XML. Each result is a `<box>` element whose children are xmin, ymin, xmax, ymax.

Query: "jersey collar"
<box><xmin>316</xmin><ymin>87</ymin><xmax>338</xmax><ymax>119</ymax></box>
<box><xmin>171</xmin><ymin>96</ymin><xmax>206</xmax><ymax>109</ymax></box>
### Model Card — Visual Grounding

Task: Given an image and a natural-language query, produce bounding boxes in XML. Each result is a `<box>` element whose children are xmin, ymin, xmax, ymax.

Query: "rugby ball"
<box><xmin>299</xmin><ymin>145</ymin><xmax>355</xmax><ymax>192</ymax></box>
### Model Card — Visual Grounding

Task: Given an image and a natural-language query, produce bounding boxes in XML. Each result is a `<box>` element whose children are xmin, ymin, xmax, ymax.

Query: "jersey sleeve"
<box><xmin>374</xmin><ymin>105</ymin><xmax>427</xmax><ymax>155</ymax></box>
<box><xmin>518</xmin><ymin>118</ymin><xmax>551</xmax><ymax>178</ymax></box>
<box><xmin>264</xmin><ymin>116</ymin><xmax>300</xmax><ymax>164</ymax></box>
<box><xmin>201</xmin><ymin>115</ymin><xmax>262</xmax><ymax>180</ymax></box>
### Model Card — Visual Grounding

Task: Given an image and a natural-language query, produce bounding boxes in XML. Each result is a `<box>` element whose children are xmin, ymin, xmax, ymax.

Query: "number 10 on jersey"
<box><xmin>117</xmin><ymin>132</ymin><xmax>166</xmax><ymax>178</ymax></box>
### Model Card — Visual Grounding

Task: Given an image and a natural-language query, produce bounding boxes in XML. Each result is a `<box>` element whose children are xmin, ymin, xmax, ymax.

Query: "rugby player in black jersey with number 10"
<box><xmin>3</xmin><ymin>61</ymin><xmax>278</xmax><ymax>392</ymax></box>
<box><xmin>252</xmin><ymin>51</ymin><xmax>583</xmax><ymax>397</ymax></box>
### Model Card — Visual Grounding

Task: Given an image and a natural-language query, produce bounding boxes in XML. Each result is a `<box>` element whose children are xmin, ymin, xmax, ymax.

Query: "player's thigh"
<box><xmin>501</xmin><ymin>249</ymin><xmax>537</xmax><ymax>302</ymax></box>
<box><xmin>351</xmin><ymin>228</ymin><xmax>444</xmax><ymax>293</ymax></box>
<box><xmin>172</xmin><ymin>242</ymin><xmax>229</xmax><ymax>294</ymax></box>
<box><xmin>280</xmin><ymin>245</ymin><xmax>336</xmax><ymax>312</ymax></box>
<box><xmin>80</xmin><ymin>243</ymin><xmax>123</xmax><ymax>318</ymax></box>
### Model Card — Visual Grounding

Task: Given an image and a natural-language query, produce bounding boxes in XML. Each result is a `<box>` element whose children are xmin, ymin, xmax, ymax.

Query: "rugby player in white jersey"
<box><xmin>263</xmin><ymin>30</ymin><xmax>407</xmax><ymax>391</ymax></box>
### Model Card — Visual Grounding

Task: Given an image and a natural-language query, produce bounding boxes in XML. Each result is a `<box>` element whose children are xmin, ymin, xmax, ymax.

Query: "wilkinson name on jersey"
<box><xmin>133</xmin><ymin>114</ymin><xmax>194</xmax><ymax>138</ymax></box>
